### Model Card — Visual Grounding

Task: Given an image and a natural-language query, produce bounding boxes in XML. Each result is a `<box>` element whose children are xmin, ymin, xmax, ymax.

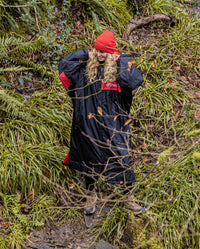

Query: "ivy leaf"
<box><xmin>19</xmin><ymin>78</ymin><xmax>24</xmax><ymax>86</ymax></box>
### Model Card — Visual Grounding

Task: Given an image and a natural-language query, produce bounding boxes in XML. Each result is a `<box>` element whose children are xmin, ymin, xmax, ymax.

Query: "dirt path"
<box><xmin>26</xmin><ymin>220</ymin><xmax>95</xmax><ymax>249</ymax></box>
<box><xmin>25</xmin><ymin>204</ymin><xmax>113</xmax><ymax>249</ymax></box>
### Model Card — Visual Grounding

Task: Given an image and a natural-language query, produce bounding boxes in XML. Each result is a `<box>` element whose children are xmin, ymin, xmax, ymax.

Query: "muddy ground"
<box><xmin>25</xmin><ymin>203</ymin><xmax>114</xmax><ymax>249</ymax></box>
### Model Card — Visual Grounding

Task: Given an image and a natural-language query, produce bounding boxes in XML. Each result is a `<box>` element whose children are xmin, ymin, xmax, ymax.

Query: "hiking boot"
<box><xmin>124</xmin><ymin>195</ymin><xmax>145</xmax><ymax>214</ymax></box>
<box><xmin>84</xmin><ymin>190</ymin><xmax>97</xmax><ymax>215</ymax></box>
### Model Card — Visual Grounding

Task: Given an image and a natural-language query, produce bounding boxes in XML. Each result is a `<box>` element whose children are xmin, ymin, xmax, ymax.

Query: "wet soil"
<box><xmin>25</xmin><ymin>203</ymin><xmax>113</xmax><ymax>249</ymax></box>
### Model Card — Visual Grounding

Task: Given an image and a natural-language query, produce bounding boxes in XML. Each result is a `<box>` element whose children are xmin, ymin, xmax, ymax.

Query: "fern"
<box><xmin>0</xmin><ymin>66</ymin><xmax>31</xmax><ymax>72</ymax></box>
<box><xmin>0</xmin><ymin>90</ymin><xmax>35</xmax><ymax>121</ymax></box>
<box><xmin>10</xmin><ymin>57</ymin><xmax>53</xmax><ymax>77</ymax></box>
<box><xmin>0</xmin><ymin>0</ymin><xmax>56</xmax><ymax>32</ymax></box>
<box><xmin>79</xmin><ymin>0</ymin><xmax>131</xmax><ymax>30</ymax></box>
<box><xmin>0</xmin><ymin>35</ymin><xmax>59</xmax><ymax>58</ymax></box>
<box><xmin>13</xmin><ymin>35</ymin><xmax>59</xmax><ymax>55</ymax></box>
<box><xmin>0</xmin><ymin>36</ymin><xmax>23</xmax><ymax>58</ymax></box>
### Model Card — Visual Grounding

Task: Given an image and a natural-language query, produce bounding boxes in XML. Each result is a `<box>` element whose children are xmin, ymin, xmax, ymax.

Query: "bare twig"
<box><xmin>158</xmin><ymin>31</ymin><xmax>200</xmax><ymax>52</ymax></box>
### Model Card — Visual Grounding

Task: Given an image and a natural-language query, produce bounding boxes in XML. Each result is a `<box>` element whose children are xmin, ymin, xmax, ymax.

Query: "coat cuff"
<box><xmin>63</xmin><ymin>152</ymin><xmax>69</xmax><ymax>165</ymax></box>
<box><xmin>59</xmin><ymin>72</ymin><xmax>71</xmax><ymax>89</ymax></box>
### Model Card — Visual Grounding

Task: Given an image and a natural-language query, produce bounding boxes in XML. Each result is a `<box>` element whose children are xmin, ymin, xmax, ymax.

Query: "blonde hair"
<box><xmin>86</xmin><ymin>48</ymin><xmax>117</xmax><ymax>82</ymax></box>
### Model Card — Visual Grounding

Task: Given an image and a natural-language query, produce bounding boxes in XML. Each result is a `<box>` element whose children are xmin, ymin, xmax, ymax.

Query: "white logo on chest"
<box><xmin>106</xmin><ymin>82</ymin><xmax>117</xmax><ymax>87</ymax></box>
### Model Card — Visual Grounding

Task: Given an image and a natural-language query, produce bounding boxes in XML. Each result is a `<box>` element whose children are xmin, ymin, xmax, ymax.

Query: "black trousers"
<box><xmin>85</xmin><ymin>176</ymin><xmax>133</xmax><ymax>193</ymax></box>
<box><xmin>85</xmin><ymin>176</ymin><xmax>95</xmax><ymax>191</ymax></box>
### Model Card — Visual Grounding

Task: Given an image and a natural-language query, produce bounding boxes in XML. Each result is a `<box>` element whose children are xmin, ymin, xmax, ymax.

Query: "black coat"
<box><xmin>58</xmin><ymin>49</ymin><xmax>143</xmax><ymax>184</ymax></box>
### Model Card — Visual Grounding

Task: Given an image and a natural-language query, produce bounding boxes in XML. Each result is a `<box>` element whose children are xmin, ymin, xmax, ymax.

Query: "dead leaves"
<box><xmin>142</xmin><ymin>142</ymin><xmax>148</xmax><ymax>150</ymax></box>
<box><xmin>69</xmin><ymin>183</ymin><xmax>75</xmax><ymax>190</ymax></box>
<box><xmin>22</xmin><ymin>189</ymin><xmax>35</xmax><ymax>214</ymax></box>
<box><xmin>166</xmin><ymin>78</ymin><xmax>177</xmax><ymax>90</ymax></box>
<box><xmin>0</xmin><ymin>217</ymin><xmax>10</xmax><ymax>235</ymax></box>
<box><xmin>194</xmin><ymin>91</ymin><xmax>200</xmax><ymax>98</ymax></box>
<box><xmin>88</xmin><ymin>107</ymin><xmax>102</xmax><ymax>119</ymax></box>
<box><xmin>134</xmin><ymin>161</ymin><xmax>141</xmax><ymax>165</ymax></box>
<box><xmin>98</xmin><ymin>106</ymin><xmax>103</xmax><ymax>116</ymax></box>
<box><xmin>152</xmin><ymin>59</ymin><xmax>157</xmax><ymax>68</ymax></box>
<box><xmin>114</xmin><ymin>115</ymin><xmax>118</xmax><ymax>121</ymax></box>
<box><xmin>88</xmin><ymin>113</ymin><xmax>94</xmax><ymax>119</ymax></box>
<box><xmin>128</xmin><ymin>59</ymin><xmax>135</xmax><ymax>71</ymax></box>
<box><xmin>27</xmin><ymin>189</ymin><xmax>34</xmax><ymax>203</ymax></box>
<box><xmin>123</xmin><ymin>118</ymin><xmax>133</xmax><ymax>126</ymax></box>
<box><xmin>195</xmin><ymin>108</ymin><xmax>200</xmax><ymax>119</ymax></box>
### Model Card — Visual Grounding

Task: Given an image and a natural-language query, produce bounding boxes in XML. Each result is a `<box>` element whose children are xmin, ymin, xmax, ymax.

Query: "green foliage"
<box><xmin>0</xmin><ymin>87</ymin><xmax>73</xmax><ymax>195</ymax></box>
<box><xmin>187</xmin><ymin>129</ymin><xmax>200</xmax><ymax>137</ymax></box>
<box><xmin>193</xmin><ymin>152</ymin><xmax>200</xmax><ymax>161</ymax></box>
<box><xmin>75</xmin><ymin>0</ymin><xmax>131</xmax><ymax>31</ymax></box>
<box><xmin>0</xmin><ymin>0</ymin><xmax>60</xmax><ymax>33</ymax></box>
<box><xmin>158</xmin><ymin>146</ymin><xmax>175</xmax><ymax>164</ymax></box>
<box><xmin>146</xmin><ymin>0</ymin><xmax>187</xmax><ymax>17</ymax></box>
<box><xmin>0</xmin><ymin>193</ymin><xmax>60</xmax><ymax>248</ymax></box>
<box><xmin>0</xmin><ymin>90</ymin><xmax>34</xmax><ymax>121</ymax></box>
<box><xmin>124</xmin><ymin>215</ymin><xmax>163</xmax><ymax>249</ymax></box>
<box><xmin>91</xmin><ymin>206</ymin><xmax>129</xmax><ymax>245</ymax></box>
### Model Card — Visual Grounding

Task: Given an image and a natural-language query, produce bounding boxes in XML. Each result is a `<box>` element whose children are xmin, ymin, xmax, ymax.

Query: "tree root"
<box><xmin>123</xmin><ymin>14</ymin><xmax>176</xmax><ymax>39</ymax></box>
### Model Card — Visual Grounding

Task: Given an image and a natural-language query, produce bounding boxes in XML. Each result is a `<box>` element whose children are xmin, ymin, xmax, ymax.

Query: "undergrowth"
<box><xmin>0</xmin><ymin>0</ymin><xmax>200</xmax><ymax>248</ymax></box>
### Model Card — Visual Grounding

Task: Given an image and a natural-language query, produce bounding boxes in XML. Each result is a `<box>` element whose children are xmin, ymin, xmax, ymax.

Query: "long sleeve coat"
<box><xmin>58</xmin><ymin>49</ymin><xmax>143</xmax><ymax>184</ymax></box>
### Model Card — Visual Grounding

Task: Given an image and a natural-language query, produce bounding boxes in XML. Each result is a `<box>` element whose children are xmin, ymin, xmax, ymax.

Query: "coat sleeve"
<box><xmin>117</xmin><ymin>54</ymin><xmax>143</xmax><ymax>91</ymax></box>
<box><xmin>58</xmin><ymin>48</ymin><xmax>88</xmax><ymax>90</ymax></box>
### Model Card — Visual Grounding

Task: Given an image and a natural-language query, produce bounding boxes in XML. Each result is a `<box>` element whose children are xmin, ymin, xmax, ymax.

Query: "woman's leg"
<box><xmin>123</xmin><ymin>183</ymin><xmax>133</xmax><ymax>194</ymax></box>
<box><xmin>123</xmin><ymin>183</ymin><xmax>145</xmax><ymax>214</ymax></box>
<box><xmin>85</xmin><ymin>175</ymin><xmax>95</xmax><ymax>191</ymax></box>
<box><xmin>84</xmin><ymin>176</ymin><xmax>97</xmax><ymax>215</ymax></box>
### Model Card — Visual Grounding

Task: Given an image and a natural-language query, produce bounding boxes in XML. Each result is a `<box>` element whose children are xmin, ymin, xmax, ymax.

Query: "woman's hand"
<box><xmin>88</xmin><ymin>50</ymin><xmax>93</xmax><ymax>58</ymax></box>
<box><xmin>115</xmin><ymin>53</ymin><xmax>120</xmax><ymax>61</ymax></box>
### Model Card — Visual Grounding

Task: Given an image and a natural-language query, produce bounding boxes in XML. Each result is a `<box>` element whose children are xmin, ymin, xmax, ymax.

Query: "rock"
<box><xmin>84</xmin><ymin>213</ymin><xmax>95</xmax><ymax>228</ymax></box>
<box><xmin>95</xmin><ymin>239</ymin><xmax>117</xmax><ymax>249</ymax></box>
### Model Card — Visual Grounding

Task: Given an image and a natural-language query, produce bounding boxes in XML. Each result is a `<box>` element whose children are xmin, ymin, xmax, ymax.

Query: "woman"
<box><xmin>58</xmin><ymin>30</ymin><xmax>145</xmax><ymax>215</ymax></box>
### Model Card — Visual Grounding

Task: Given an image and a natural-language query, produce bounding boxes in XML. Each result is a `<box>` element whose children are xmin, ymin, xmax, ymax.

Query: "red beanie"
<box><xmin>94</xmin><ymin>30</ymin><xmax>120</xmax><ymax>55</ymax></box>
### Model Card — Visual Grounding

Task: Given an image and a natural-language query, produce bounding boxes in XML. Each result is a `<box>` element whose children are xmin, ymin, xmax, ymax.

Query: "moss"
<box><xmin>158</xmin><ymin>146</ymin><xmax>175</xmax><ymax>164</ymax></box>
<box><xmin>122</xmin><ymin>214</ymin><xmax>163</xmax><ymax>249</ymax></box>
<box><xmin>0</xmin><ymin>75</ymin><xmax>6</xmax><ymax>81</ymax></box>
<box><xmin>186</xmin><ymin>129</ymin><xmax>200</xmax><ymax>137</ymax></box>
<box><xmin>193</xmin><ymin>152</ymin><xmax>200</xmax><ymax>161</ymax></box>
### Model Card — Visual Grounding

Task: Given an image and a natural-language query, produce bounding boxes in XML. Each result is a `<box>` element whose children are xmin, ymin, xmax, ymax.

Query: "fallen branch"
<box><xmin>123</xmin><ymin>14</ymin><xmax>176</xmax><ymax>38</ymax></box>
